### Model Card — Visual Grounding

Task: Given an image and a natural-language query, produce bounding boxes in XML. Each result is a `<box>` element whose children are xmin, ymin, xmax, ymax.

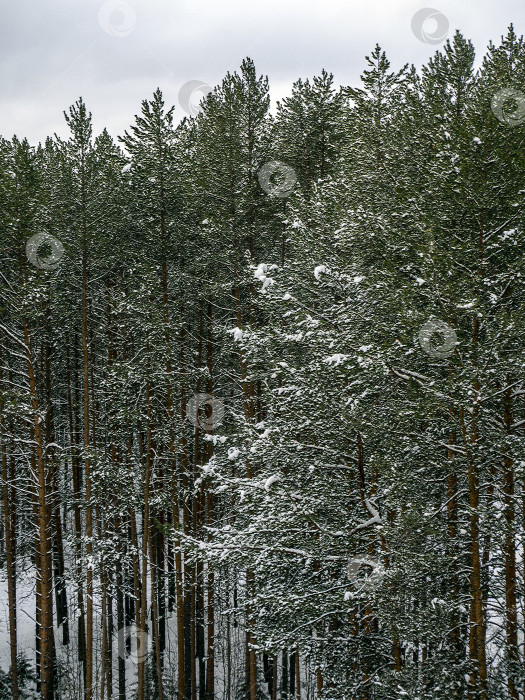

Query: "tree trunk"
<box><xmin>0</xmin><ymin>352</ymin><xmax>18</xmax><ymax>700</ymax></box>
<box><xmin>81</xmin><ymin>246</ymin><xmax>94</xmax><ymax>700</ymax></box>
<box><xmin>503</xmin><ymin>384</ymin><xmax>518</xmax><ymax>699</ymax></box>
<box><xmin>23</xmin><ymin>317</ymin><xmax>55</xmax><ymax>699</ymax></box>
<box><xmin>66</xmin><ymin>337</ymin><xmax>87</xmax><ymax>685</ymax></box>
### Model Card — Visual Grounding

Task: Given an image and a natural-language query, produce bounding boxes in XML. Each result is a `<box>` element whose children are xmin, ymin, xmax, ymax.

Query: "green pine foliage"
<box><xmin>0</xmin><ymin>27</ymin><xmax>524</xmax><ymax>700</ymax></box>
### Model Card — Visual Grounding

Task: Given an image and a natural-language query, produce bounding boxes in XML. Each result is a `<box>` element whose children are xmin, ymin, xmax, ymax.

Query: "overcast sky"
<box><xmin>0</xmin><ymin>0</ymin><xmax>522</xmax><ymax>144</ymax></box>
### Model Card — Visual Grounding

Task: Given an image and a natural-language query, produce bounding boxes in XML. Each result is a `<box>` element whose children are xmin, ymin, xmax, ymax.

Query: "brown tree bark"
<box><xmin>44</xmin><ymin>339</ymin><xmax>69</xmax><ymax>646</ymax></box>
<box><xmin>503</xmin><ymin>383</ymin><xmax>518</xmax><ymax>699</ymax></box>
<box><xmin>460</xmin><ymin>398</ymin><xmax>488</xmax><ymax>700</ymax></box>
<box><xmin>23</xmin><ymin>316</ymin><xmax>56</xmax><ymax>699</ymax></box>
<box><xmin>65</xmin><ymin>336</ymin><xmax>87</xmax><ymax>684</ymax></box>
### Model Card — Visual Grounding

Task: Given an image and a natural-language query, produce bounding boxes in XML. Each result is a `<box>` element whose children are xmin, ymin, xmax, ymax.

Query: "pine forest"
<box><xmin>1</xmin><ymin>25</ymin><xmax>525</xmax><ymax>700</ymax></box>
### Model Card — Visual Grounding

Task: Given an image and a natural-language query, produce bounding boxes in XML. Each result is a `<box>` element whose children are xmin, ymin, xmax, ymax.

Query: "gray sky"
<box><xmin>0</xmin><ymin>0</ymin><xmax>522</xmax><ymax>144</ymax></box>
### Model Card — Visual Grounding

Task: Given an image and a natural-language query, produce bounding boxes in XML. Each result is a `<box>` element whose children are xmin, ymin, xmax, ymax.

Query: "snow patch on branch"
<box><xmin>355</xmin><ymin>499</ymin><xmax>382</xmax><ymax>530</ymax></box>
<box><xmin>254</xmin><ymin>263</ymin><xmax>276</xmax><ymax>291</ymax></box>
<box><xmin>314</xmin><ymin>265</ymin><xmax>328</xmax><ymax>280</ymax></box>
<box><xmin>324</xmin><ymin>354</ymin><xmax>347</xmax><ymax>367</ymax></box>
<box><xmin>264</xmin><ymin>474</ymin><xmax>280</xmax><ymax>491</ymax></box>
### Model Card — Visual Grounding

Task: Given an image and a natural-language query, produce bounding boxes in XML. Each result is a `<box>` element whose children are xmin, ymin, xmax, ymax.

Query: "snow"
<box><xmin>313</xmin><ymin>265</ymin><xmax>328</xmax><ymax>280</ymax></box>
<box><xmin>254</xmin><ymin>263</ymin><xmax>274</xmax><ymax>291</ymax></box>
<box><xmin>354</xmin><ymin>499</ymin><xmax>382</xmax><ymax>530</ymax></box>
<box><xmin>264</xmin><ymin>474</ymin><xmax>279</xmax><ymax>490</ymax></box>
<box><xmin>324</xmin><ymin>354</ymin><xmax>347</xmax><ymax>366</ymax></box>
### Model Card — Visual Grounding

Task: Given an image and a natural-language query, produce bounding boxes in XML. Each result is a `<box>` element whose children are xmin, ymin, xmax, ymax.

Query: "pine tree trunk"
<box><xmin>461</xmin><ymin>398</ymin><xmax>488</xmax><ymax>700</ymax></box>
<box><xmin>205</xmin><ymin>299</ymin><xmax>215</xmax><ymax>700</ymax></box>
<box><xmin>282</xmin><ymin>649</ymin><xmax>288</xmax><ymax>700</ymax></box>
<box><xmin>295</xmin><ymin>649</ymin><xmax>301</xmax><ymax>700</ymax></box>
<box><xmin>150</xmin><ymin>532</ymin><xmax>165</xmax><ymax>700</ymax></box>
<box><xmin>66</xmin><ymin>337</ymin><xmax>87</xmax><ymax>684</ymax></box>
<box><xmin>81</xmin><ymin>247</ymin><xmax>94</xmax><ymax>700</ymax></box>
<box><xmin>0</xmin><ymin>352</ymin><xmax>18</xmax><ymax>700</ymax></box>
<box><xmin>116</xmin><ymin>545</ymin><xmax>127</xmax><ymax>700</ymax></box>
<box><xmin>503</xmin><ymin>384</ymin><xmax>518</xmax><ymax>699</ymax></box>
<box><xmin>177</xmin><ymin>310</ymin><xmax>189</xmax><ymax>700</ymax></box>
<box><xmin>23</xmin><ymin>317</ymin><xmax>55</xmax><ymax>699</ymax></box>
<box><xmin>44</xmin><ymin>337</ymin><xmax>69</xmax><ymax>646</ymax></box>
<box><xmin>138</xmin><ymin>377</ymin><xmax>153</xmax><ymax>700</ymax></box>
<box><xmin>447</xmin><ymin>400</ymin><xmax>460</xmax><ymax>657</ymax></box>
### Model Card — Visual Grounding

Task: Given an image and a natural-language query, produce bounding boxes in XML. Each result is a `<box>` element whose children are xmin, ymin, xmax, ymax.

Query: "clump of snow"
<box><xmin>314</xmin><ymin>265</ymin><xmax>328</xmax><ymax>280</ymax></box>
<box><xmin>254</xmin><ymin>263</ymin><xmax>275</xmax><ymax>291</ymax></box>
<box><xmin>324</xmin><ymin>354</ymin><xmax>347</xmax><ymax>367</ymax></box>
<box><xmin>264</xmin><ymin>474</ymin><xmax>279</xmax><ymax>491</ymax></box>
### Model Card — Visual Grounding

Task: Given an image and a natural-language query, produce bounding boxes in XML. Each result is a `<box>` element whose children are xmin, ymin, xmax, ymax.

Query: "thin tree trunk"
<box><xmin>150</xmin><ymin>531</ymin><xmax>165</xmax><ymax>700</ymax></box>
<box><xmin>177</xmin><ymin>308</ymin><xmax>189</xmax><ymax>700</ymax></box>
<box><xmin>0</xmin><ymin>352</ymin><xmax>18</xmax><ymax>700</ymax></box>
<box><xmin>282</xmin><ymin>649</ymin><xmax>289</xmax><ymax>700</ymax></box>
<box><xmin>138</xmin><ymin>377</ymin><xmax>153</xmax><ymax>700</ymax></box>
<box><xmin>295</xmin><ymin>648</ymin><xmax>301</xmax><ymax>700</ymax></box>
<box><xmin>23</xmin><ymin>317</ymin><xmax>55</xmax><ymax>699</ymax></box>
<box><xmin>461</xmin><ymin>398</ymin><xmax>488</xmax><ymax>700</ymax></box>
<box><xmin>81</xmin><ymin>245</ymin><xmax>94</xmax><ymax>700</ymax></box>
<box><xmin>503</xmin><ymin>383</ymin><xmax>518</xmax><ymax>699</ymax></box>
<box><xmin>66</xmin><ymin>336</ymin><xmax>87</xmax><ymax>684</ymax></box>
<box><xmin>44</xmin><ymin>337</ymin><xmax>69</xmax><ymax>646</ymax></box>
<box><xmin>205</xmin><ymin>299</ymin><xmax>215</xmax><ymax>700</ymax></box>
<box><xmin>116</xmin><ymin>541</ymin><xmax>127</xmax><ymax>700</ymax></box>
